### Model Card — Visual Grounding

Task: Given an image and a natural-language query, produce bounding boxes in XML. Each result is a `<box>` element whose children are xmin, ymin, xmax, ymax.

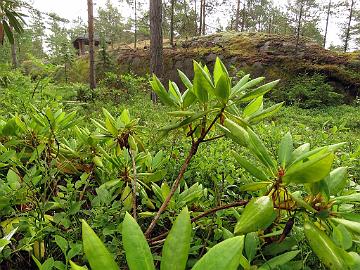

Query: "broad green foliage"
<box><xmin>0</xmin><ymin>57</ymin><xmax>359</xmax><ymax>269</ymax></box>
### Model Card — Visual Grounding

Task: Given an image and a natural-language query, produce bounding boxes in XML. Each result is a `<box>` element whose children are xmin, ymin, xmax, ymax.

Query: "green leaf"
<box><xmin>167</xmin><ymin>111</ymin><xmax>195</xmax><ymax>117</ymax></box>
<box><xmin>326</xmin><ymin>167</ymin><xmax>348</xmax><ymax>195</ymax></box>
<box><xmin>161</xmin><ymin>208</ymin><xmax>191</xmax><ymax>270</ymax></box>
<box><xmin>70</xmin><ymin>261</ymin><xmax>87</xmax><ymax>270</ymax></box>
<box><xmin>54</xmin><ymin>235</ymin><xmax>68</xmax><ymax>256</ymax></box>
<box><xmin>192</xmin><ymin>61</ymin><xmax>214</xmax><ymax>103</ymax></box>
<box><xmin>231</xmin><ymin>74</ymin><xmax>250</xmax><ymax>97</ymax></box>
<box><xmin>258</xmin><ymin>251</ymin><xmax>300</xmax><ymax>270</ymax></box>
<box><xmin>182</xmin><ymin>89</ymin><xmax>196</xmax><ymax>108</ymax></box>
<box><xmin>332</xmin><ymin>224</ymin><xmax>352</xmax><ymax>250</ymax></box>
<box><xmin>178</xmin><ymin>70</ymin><xmax>193</xmax><ymax>90</ymax></box>
<box><xmin>169</xmin><ymin>81</ymin><xmax>182</xmax><ymax>105</ymax></box>
<box><xmin>233</xmin><ymin>152</ymin><xmax>269</xmax><ymax>181</ymax></box>
<box><xmin>239</xmin><ymin>80</ymin><xmax>279</xmax><ymax>102</ymax></box>
<box><xmin>81</xmin><ymin>220</ymin><xmax>118</xmax><ymax>270</ymax></box>
<box><xmin>245</xmin><ymin>232</ymin><xmax>259</xmax><ymax>262</ymax></box>
<box><xmin>283</xmin><ymin>152</ymin><xmax>335</xmax><ymax>185</ymax></box>
<box><xmin>235</xmin><ymin>196</ymin><xmax>276</xmax><ymax>235</ymax></box>
<box><xmin>247</xmin><ymin>102</ymin><xmax>284</xmax><ymax>124</ymax></box>
<box><xmin>222</xmin><ymin>118</ymin><xmax>249</xmax><ymax>147</ymax></box>
<box><xmin>290</xmin><ymin>143</ymin><xmax>310</xmax><ymax>163</ymax></box>
<box><xmin>150</xmin><ymin>75</ymin><xmax>177</xmax><ymax>107</ymax></box>
<box><xmin>7</xmin><ymin>169</ymin><xmax>20</xmax><ymax>189</ymax></box>
<box><xmin>278</xmin><ymin>132</ymin><xmax>293</xmax><ymax>168</ymax></box>
<box><xmin>263</xmin><ymin>237</ymin><xmax>297</xmax><ymax>256</ymax></box>
<box><xmin>213</xmin><ymin>57</ymin><xmax>229</xmax><ymax>85</ymax></box>
<box><xmin>243</xmin><ymin>96</ymin><xmax>263</xmax><ymax>117</ymax></box>
<box><xmin>334</xmin><ymin>193</ymin><xmax>360</xmax><ymax>204</ymax></box>
<box><xmin>192</xmin><ymin>236</ymin><xmax>244</xmax><ymax>270</ymax></box>
<box><xmin>122</xmin><ymin>213</ymin><xmax>155</xmax><ymax>270</ymax></box>
<box><xmin>214</xmin><ymin>74</ymin><xmax>230</xmax><ymax>102</ymax></box>
<box><xmin>3</xmin><ymin>21</ymin><xmax>14</xmax><ymax>44</ymax></box>
<box><xmin>331</xmin><ymin>218</ymin><xmax>360</xmax><ymax>235</ymax></box>
<box><xmin>239</xmin><ymin>181</ymin><xmax>272</xmax><ymax>192</ymax></box>
<box><xmin>247</xmin><ymin>128</ymin><xmax>276</xmax><ymax>173</ymax></box>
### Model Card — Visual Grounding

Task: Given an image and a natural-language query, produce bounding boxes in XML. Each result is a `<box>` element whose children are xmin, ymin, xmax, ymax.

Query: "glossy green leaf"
<box><xmin>150</xmin><ymin>75</ymin><xmax>177</xmax><ymax>107</ymax></box>
<box><xmin>283</xmin><ymin>152</ymin><xmax>335</xmax><ymax>185</ymax></box>
<box><xmin>182</xmin><ymin>89</ymin><xmax>197</xmax><ymax>108</ymax></box>
<box><xmin>178</xmin><ymin>70</ymin><xmax>193</xmax><ymax>90</ymax></box>
<box><xmin>258</xmin><ymin>250</ymin><xmax>300</xmax><ymax>270</ymax></box>
<box><xmin>331</xmin><ymin>218</ymin><xmax>360</xmax><ymax>235</ymax></box>
<box><xmin>304</xmin><ymin>220</ymin><xmax>347</xmax><ymax>270</ymax></box>
<box><xmin>122</xmin><ymin>213</ymin><xmax>155</xmax><ymax>270</ymax></box>
<box><xmin>192</xmin><ymin>236</ymin><xmax>244</xmax><ymax>270</ymax></box>
<box><xmin>81</xmin><ymin>220</ymin><xmax>118</xmax><ymax>270</ymax></box>
<box><xmin>239</xmin><ymin>80</ymin><xmax>279</xmax><ymax>102</ymax></box>
<box><xmin>192</xmin><ymin>61</ymin><xmax>214</xmax><ymax>103</ymax></box>
<box><xmin>161</xmin><ymin>208</ymin><xmax>191</xmax><ymax>270</ymax></box>
<box><xmin>247</xmin><ymin>102</ymin><xmax>284</xmax><ymax>124</ymax></box>
<box><xmin>278</xmin><ymin>132</ymin><xmax>293</xmax><ymax>168</ymax></box>
<box><xmin>222</xmin><ymin>118</ymin><xmax>249</xmax><ymax>147</ymax></box>
<box><xmin>332</xmin><ymin>224</ymin><xmax>352</xmax><ymax>250</ymax></box>
<box><xmin>235</xmin><ymin>196</ymin><xmax>276</xmax><ymax>235</ymax></box>
<box><xmin>214</xmin><ymin>74</ymin><xmax>230</xmax><ymax>102</ymax></box>
<box><xmin>290</xmin><ymin>143</ymin><xmax>310</xmax><ymax>163</ymax></box>
<box><xmin>213</xmin><ymin>57</ymin><xmax>228</xmax><ymax>85</ymax></box>
<box><xmin>239</xmin><ymin>182</ymin><xmax>272</xmax><ymax>192</ymax></box>
<box><xmin>243</xmin><ymin>96</ymin><xmax>263</xmax><ymax>117</ymax></box>
<box><xmin>70</xmin><ymin>261</ymin><xmax>87</xmax><ymax>270</ymax></box>
<box><xmin>326</xmin><ymin>167</ymin><xmax>348</xmax><ymax>195</ymax></box>
<box><xmin>245</xmin><ymin>232</ymin><xmax>259</xmax><ymax>262</ymax></box>
<box><xmin>231</xmin><ymin>74</ymin><xmax>250</xmax><ymax>96</ymax></box>
<box><xmin>233</xmin><ymin>152</ymin><xmax>269</xmax><ymax>180</ymax></box>
<box><xmin>334</xmin><ymin>193</ymin><xmax>360</xmax><ymax>204</ymax></box>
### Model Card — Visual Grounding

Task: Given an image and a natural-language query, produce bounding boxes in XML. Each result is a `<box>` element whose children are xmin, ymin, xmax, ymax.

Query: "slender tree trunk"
<box><xmin>344</xmin><ymin>0</ymin><xmax>355</xmax><ymax>52</ymax></box>
<box><xmin>150</xmin><ymin>0</ymin><xmax>163</xmax><ymax>102</ymax></box>
<box><xmin>201</xmin><ymin>0</ymin><xmax>206</xmax><ymax>35</ymax></box>
<box><xmin>241</xmin><ymin>0</ymin><xmax>246</xmax><ymax>31</ymax></box>
<box><xmin>87</xmin><ymin>0</ymin><xmax>96</xmax><ymax>89</ymax></box>
<box><xmin>235</xmin><ymin>0</ymin><xmax>241</xmax><ymax>31</ymax></box>
<box><xmin>10</xmin><ymin>28</ymin><xmax>17</xmax><ymax>69</ymax></box>
<box><xmin>199</xmin><ymin>0</ymin><xmax>203</xmax><ymax>35</ymax></box>
<box><xmin>323</xmin><ymin>0</ymin><xmax>332</xmax><ymax>48</ymax></box>
<box><xmin>170</xmin><ymin>0</ymin><xmax>175</xmax><ymax>46</ymax></box>
<box><xmin>295</xmin><ymin>1</ymin><xmax>304</xmax><ymax>55</ymax></box>
<box><xmin>134</xmin><ymin>0</ymin><xmax>137</xmax><ymax>49</ymax></box>
<box><xmin>194</xmin><ymin>0</ymin><xmax>197</xmax><ymax>35</ymax></box>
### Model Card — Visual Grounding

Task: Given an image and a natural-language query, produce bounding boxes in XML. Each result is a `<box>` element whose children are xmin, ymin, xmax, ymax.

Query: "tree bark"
<box><xmin>10</xmin><ymin>28</ymin><xmax>17</xmax><ymax>69</ymax></box>
<box><xmin>344</xmin><ymin>0</ymin><xmax>355</xmax><ymax>52</ymax></box>
<box><xmin>241</xmin><ymin>0</ymin><xmax>246</xmax><ymax>31</ymax></box>
<box><xmin>295</xmin><ymin>0</ymin><xmax>304</xmax><ymax>55</ymax></box>
<box><xmin>323</xmin><ymin>0</ymin><xmax>332</xmax><ymax>48</ymax></box>
<box><xmin>87</xmin><ymin>0</ymin><xmax>96</xmax><ymax>89</ymax></box>
<box><xmin>150</xmin><ymin>0</ymin><xmax>163</xmax><ymax>102</ymax></box>
<box><xmin>199</xmin><ymin>0</ymin><xmax>203</xmax><ymax>35</ymax></box>
<box><xmin>134</xmin><ymin>0</ymin><xmax>137</xmax><ymax>49</ymax></box>
<box><xmin>201</xmin><ymin>0</ymin><xmax>206</xmax><ymax>35</ymax></box>
<box><xmin>170</xmin><ymin>0</ymin><xmax>175</xmax><ymax>46</ymax></box>
<box><xmin>235</xmin><ymin>0</ymin><xmax>241</xmax><ymax>31</ymax></box>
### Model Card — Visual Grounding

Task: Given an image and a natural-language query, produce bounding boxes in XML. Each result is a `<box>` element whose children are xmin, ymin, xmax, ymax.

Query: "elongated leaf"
<box><xmin>332</xmin><ymin>224</ymin><xmax>352</xmax><ymax>250</ymax></box>
<box><xmin>182</xmin><ymin>89</ymin><xmax>197</xmax><ymax>108</ymax></box>
<box><xmin>122</xmin><ymin>213</ymin><xmax>155</xmax><ymax>270</ymax></box>
<box><xmin>192</xmin><ymin>236</ymin><xmax>244</xmax><ymax>270</ymax></box>
<box><xmin>283</xmin><ymin>152</ymin><xmax>335</xmax><ymax>185</ymax></box>
<box><xmin>161</xmin><ymin>208</ymin><xmax>191</xmax><ymax>270</ymax></box>
<box><xmin>243</xmin><ymin>96</ymin><xmax>263</xmax><ymax>117</ymax></box>
<box><xmin>334</xmin><ymin>193</ymin><xmax>360</xmax><ymax>203</ymax></box>
<box><xmin>245</xmin><ymin>232</ymin><xmax>259</xmax><ymax>262</ymax></box>
<box><xmin>239</xmin><ymin>80</ymin><xmax>279</xmax><ymax>102</ymax></box>
<box><xmin>331</xmin><ymin>218</ymin><xmax>360</xmax><ymax>235</ymax></box>
<box><xmin>258</xmin><ymin>251</ymin><xmax>300</xmax><ymax>270</ymax></box>
<box><xmin>70</xmin><ymin>261</ymin><xmax>87</xmax><ymax>270</ymax></box>
<box><xmin>278</xmin><ymin>132</ymin><xmax>293</xmax><ymax>168</ymax></box>
<box><xmin>150</xmin><ymin>75</ymin><xmax>177</xmax><ymax>107</ymax></box>
<box><xmin>233</xmin><ymin>151</ymin><xmax>269</xmax><ymax>181</ymax></box>
<box><xmin>247</xmin><ymin>128</ymin><xmax>276</xmax><ymax>173</ymax></box>
<box><xmin>248</xmin><ymin>102</ymin><xmax>284</xmax><ymax>124</ymax></box>
<box><xmin>192</xmin><ymin>61</ymin><xmax>214</xmax><ymax>103</ymax></box>
<box><xmin>81</xmin><ymin>220</ymin><xmax>118</xmax><ymax>270</ymax></box>
<box><xmin>178</xmin><ymin>70</ymin><xmax>193</xmax><ymax>90</ymax></box>
<box><xmin>231</xmin><ymin>74</ymin><xmax>250</xmax><ymax>97</ymax></box>
<box><xmin>326</xmin><ymin>167</ymin><xmax>348</xmax><ymax>195</ymax></box>
<box><xmin>222</xmin><ymin>119</ymin><xmax>249</xmax><ymax>147</ymax></box>
<box><xmin>214</xmin><ymin>74</ymin><xmax>230</xmax><ymax>102</ymax></box>
<box><xmin>239</xmin><ymin>181</ymin><xmax>272</xmax><ymax>192</ymax></box>
<box><xmin>213</xmin><ymin>57</ymin><xmax>228</xmax><ymax>85</ymax></box>
<box><xmin>290</xmin><ymin>143</ymin><xmax>310</xmax><ymax>163</ymax></box>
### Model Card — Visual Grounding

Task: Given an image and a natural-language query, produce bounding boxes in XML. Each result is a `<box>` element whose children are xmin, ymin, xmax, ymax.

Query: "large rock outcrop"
<box><xmin>114</xmin><ymin>32</ymin><xmax>360</xmax><ymax>98</ymax></box>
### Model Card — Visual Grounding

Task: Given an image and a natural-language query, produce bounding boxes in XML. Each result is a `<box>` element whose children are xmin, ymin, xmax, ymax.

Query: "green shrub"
<box><xmin>273</xmin><ymin>74</ymin><xmax>344</xmax><ymax>108</ymax></box>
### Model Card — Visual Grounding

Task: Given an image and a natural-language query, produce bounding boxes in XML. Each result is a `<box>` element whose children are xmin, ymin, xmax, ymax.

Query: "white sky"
<box><xmin>30</xmin><ymin>0</ymin><xmax>350</xmax><ymax>49</ymax></box>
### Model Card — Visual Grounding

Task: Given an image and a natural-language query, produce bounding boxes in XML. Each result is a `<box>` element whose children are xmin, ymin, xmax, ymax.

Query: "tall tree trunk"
<box><xmin>150</xmin><ymin>0</ymin><xmax>163</xmax><ymax>102</ymax></box>
<box><xmin>235</xmin><ymin>0</ymin><xmax>241</xmax><ymax>31</ymax></box>
<box><xmin>134</xmin><ymin>0</ymin><xmax>137</xmax><ymax>49</ymax></box>
<box><xmin>11</xmin><ymin>40</ymin><xmax>17</xmax><ymax>69</ymax></box>
<box><xmin>344</xmin><ymin>0</ymin><xmax>355</xmax><ymax>52</ymax></box>
<box><xmin>323</xmin><ymin>0</ymin><xmax>332</xmax><ymax>48</ymax></box>
<box><xmin>170</xmin><ymin>0</ymin><xmax>175</xmax><ymax>46</ymax></box>
<box><xmin>202</xmin><ymin>0</ymin><xmax>206</xmax><ymax>35</ymax></box>
<box><xmin>295</xmin><ymin>1</ymin><xmax>304</xmax><ymax>55</ymax></box>
<box><xmin>199</xmin><ymin>0</ymin><xmax>203</xmax><ymax>35</ymax></box>
<box><xmin>241</xmin><ymin>0</ymin><xmax>246</xmax><ymax>31</ymax></box>
<box><xmin>87</xmin><ymin>0</ymin><xmax>96</xmax><ymax>89</ymax></box>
